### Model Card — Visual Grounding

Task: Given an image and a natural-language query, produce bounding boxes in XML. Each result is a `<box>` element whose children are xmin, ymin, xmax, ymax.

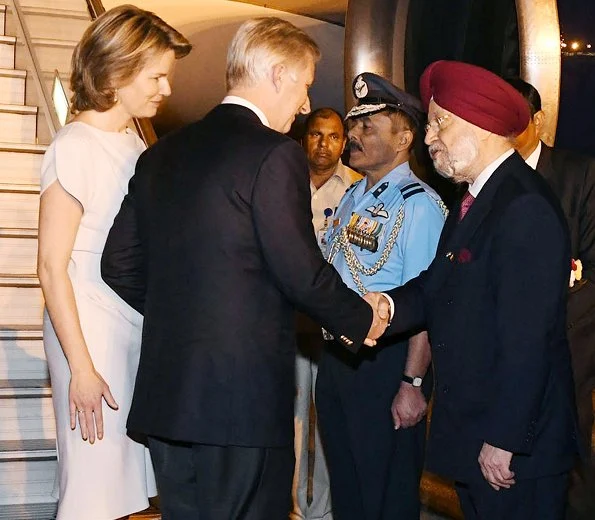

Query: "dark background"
<box><xmin>557</xmin><ymin>0</ymin><xmax>595</xmax><ymax>155</ymax></box>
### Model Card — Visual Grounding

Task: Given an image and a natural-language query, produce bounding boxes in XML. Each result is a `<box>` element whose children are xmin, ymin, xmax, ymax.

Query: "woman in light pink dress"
<box><xmin>37</xmin><ymin>6</ymin><xmax>190</xmax><ymax>519</ymax></box>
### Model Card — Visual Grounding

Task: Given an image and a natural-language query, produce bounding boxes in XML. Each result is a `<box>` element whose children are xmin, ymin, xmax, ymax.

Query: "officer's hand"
<box><xmin>391</xmin><ymin>382</ymin><xmax>427</xmax><ymax>429</ymax></box>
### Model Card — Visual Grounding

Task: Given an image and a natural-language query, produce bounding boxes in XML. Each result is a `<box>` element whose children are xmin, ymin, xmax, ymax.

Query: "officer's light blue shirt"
<box><xmin>325</xmin><ymin>161</ymin><xmax>446</xmax><ymax>293</ymax></box>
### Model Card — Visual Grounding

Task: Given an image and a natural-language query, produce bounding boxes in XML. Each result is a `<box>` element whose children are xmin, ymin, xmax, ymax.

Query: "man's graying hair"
<box><xmin>226</xmin><ymin>17</ymin><xmax>320</xmax><ymax>91</ymax></box>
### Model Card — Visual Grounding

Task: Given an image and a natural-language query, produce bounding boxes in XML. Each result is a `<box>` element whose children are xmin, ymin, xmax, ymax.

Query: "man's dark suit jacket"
<box><xmin>537</xmin><ymin>143</ymin><xmax>595</xmax><ymax>449</ymax></box>
<box><xmin>385</xmin><ymin>152</ymin><xmax>578</xmax><ymax>482</ymax></box>
<box><xmin>100</xmin><ymin>104</ymin><xmax>372</xmax><ymax>448</ymax></box>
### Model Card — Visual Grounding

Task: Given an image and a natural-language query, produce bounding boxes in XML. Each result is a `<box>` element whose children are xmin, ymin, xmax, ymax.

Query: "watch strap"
<box><xmin>402</xmin><ymin>374</ymin><xmax>423</xmax><ymax>387</ymax></box>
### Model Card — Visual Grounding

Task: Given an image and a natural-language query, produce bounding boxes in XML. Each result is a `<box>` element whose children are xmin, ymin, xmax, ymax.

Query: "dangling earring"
<box><xmin>113</xmin><ymin>89</ymin><xmax>119</xmax><ymax>104</ymax></box>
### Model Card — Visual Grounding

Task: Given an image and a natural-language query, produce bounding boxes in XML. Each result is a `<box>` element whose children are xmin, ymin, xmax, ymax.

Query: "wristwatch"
<box><xmin>402</xmin><ymin>374</ymin><xmax>423</xmax><ymax>387</ymax></box>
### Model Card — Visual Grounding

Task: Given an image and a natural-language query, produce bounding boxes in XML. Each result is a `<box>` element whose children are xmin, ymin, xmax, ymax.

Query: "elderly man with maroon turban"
<box><xmin>380</xmin><ymin>61</ymin><xmax>580</xmax><ymax>519</ymax></box>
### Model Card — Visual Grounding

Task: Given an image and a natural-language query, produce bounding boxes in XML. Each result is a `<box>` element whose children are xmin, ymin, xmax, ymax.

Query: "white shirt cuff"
<box><xmin>381</xmin><ymin>292</ymin><xmax>395</xmax><ymax>323</ymax></box>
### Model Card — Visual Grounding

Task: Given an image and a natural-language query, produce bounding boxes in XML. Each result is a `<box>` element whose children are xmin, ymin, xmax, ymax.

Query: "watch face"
<box><xmin>412</xmin><ymin>377</ymin><xmax>423</xmax><ymax>387</ymax></box>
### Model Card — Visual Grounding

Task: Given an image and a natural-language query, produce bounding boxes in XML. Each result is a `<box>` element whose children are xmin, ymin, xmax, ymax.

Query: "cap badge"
<box><xmin>354</xmin><ymin>75</ymin><xmax>368</xmax><ymax>99</ymax></box>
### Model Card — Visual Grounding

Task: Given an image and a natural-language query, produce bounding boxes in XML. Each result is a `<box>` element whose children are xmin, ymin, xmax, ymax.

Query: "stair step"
<box><xmin>0</xmin><ymin>68</ymin><xmax>26</xmax><ymax>79</ymax></box>
<box><xmin>0</xmin><ymin>459</ymin><xmax>56</xmax><ymax>506</ymax></box>
<box><xmin>0</xmin><ymin>276</ymin><xmax>43</xmax><ymax>329</ymax></box>
<box><xmin>0</xmin><ymin>323</ymin><xmax>48</xmax><ymax>381</ymax></box>
<box><xmin>0</xmin><ymin>190</ymin><xmax>39</xmax><ymax>229</ymax></box>
<box><xmin>0</xmin><ymin>381</ymin><xmax>54</xmax><ymax>442</ymax></box>
<box><xmin>0</xmin><ymin>275</ymin><xmax>39</xmax><ymax>285</ymax></box>
<box><xmin>0</xmin><ymin>326</ymin><xmax>43</xmax><ymax>339</ymax></box>
<box><xmin>0</xmin><ymin>68</ymin><xmax>26</xmax><ymax>105</ymax></box>
<box><xmin>6</xmin><ymin>5</ymin><xmax>90</xmax><ymax>42</ymax></box>
<box><xmin>0</xmin><ymin>34</ymin><xmax>15</xmax><ymax>69</ymax></box>
<box><xmin>21</xmin><ymin>0</ymin><xmax>89</xmax><ymax>12</ymax></box>
<box><xmin>0</xmin><ymin>439</ymin><xmax>56</xmax><ymax>461</ymax></box>
<box><xmin>0</xmin><ymin>398</ymin><xmax>52</xmax><ymax>442</ymax></box>
<box><xmin>0</xmin><ymin>502</ymin><xmax>58</xmax><ymax>520</ymax></box>
<box><xmin>0</xmin><ymin>103</ymin><xmax>37</xmax><ymax>115</ymax></box>
<box><xmin>0</xmin><ymin>228</ymin><xmax>37</xmax><ymax>238</ymax></box>
<box><xmin>0</xmin><ymin>229</ymin><xmax>38</xmax><ymax>276</ymax></box>
<box><xmin>0</xmin><ymin>141</ymin><xmax>46</xmax><ymax>153</ymax></box>
<box><xmin>0</xmin><ymin>143</ymin><xmax>45</xmax><ymax>188</ymax></box>
<box><xmin>29</xmin><ymin>37</ymin><xmax>77</xmax><ymax>70</ymax></box>
<box><xmin>0</xmin><ymin>379</ymin><xmax>50</xmax><ymax>393</ymax></box>
<box><xmin>0</xmin><ymin>330</ymin><xmax>46</xmax><ymax>384</ymax></box>
<box><xmin>0</xmin><ymin>104</ymin><xmax>38</xmax><ymax>145</ymax></box>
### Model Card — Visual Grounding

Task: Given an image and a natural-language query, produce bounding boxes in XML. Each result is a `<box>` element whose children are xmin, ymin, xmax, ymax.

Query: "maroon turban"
<box><xmin>420</xmin><ymin>60</ymin><xmax>530</xmax><ymax>137</ymax></box>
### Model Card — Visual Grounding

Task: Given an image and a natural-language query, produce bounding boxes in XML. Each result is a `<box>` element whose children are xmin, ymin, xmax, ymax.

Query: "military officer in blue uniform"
<box><xmin>316</xmin><ymin>73</ymin><xmax>446</xmax><ymax>520</ymax></box>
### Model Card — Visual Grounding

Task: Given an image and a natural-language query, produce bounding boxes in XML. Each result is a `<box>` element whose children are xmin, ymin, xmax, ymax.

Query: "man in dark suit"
<box><xmin>506</xmin><ymin>77</ymin><xmax>595</xmax><ymax>520</ymax></box>
<box><xmin>100</xmin><ymin>17</ymin><xmax>388</xmax><ymax>520</ymax></box>
<box><xmin>381</xmin><ymin>61</ymin><xmax>579</xmax><ymax>519</ymax></box>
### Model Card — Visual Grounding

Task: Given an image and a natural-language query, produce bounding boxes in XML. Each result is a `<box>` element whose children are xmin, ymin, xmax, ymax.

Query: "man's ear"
<box><xmin>397</xmin><ymin>129</ymin><xmax>414</xmax><ymax>151</ymax></box>
<box><xmin>533</xmin><ymin>110</ymin><xmax>546</xmax><ymax>135</ymax></box>
<box><xmin>272</xmin><ymin>63</ymin><xmax>286</xmax><ymax>92</ymax></box>
<box><xmin>341</xmin><ymin>136</ymin><xmax>347</xmax><ymax>154</ymax></box>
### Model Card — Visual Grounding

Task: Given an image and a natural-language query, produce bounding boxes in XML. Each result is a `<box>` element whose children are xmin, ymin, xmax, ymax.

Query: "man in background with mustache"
<box><xmin>315</xmin><ymin>73</ymin><xmax>446</xmax><ymax>519</ymax></box>
<box><xmin>292</xmin><ymin>108</ymin><xmax>362</xmax><ymax>520</ymax></box>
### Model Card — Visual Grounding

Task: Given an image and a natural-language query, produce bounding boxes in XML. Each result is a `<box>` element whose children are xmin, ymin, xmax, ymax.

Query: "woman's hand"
<box><xmin>69</xmin><ymin>369</ymin><xmax>119</xmax><ymax>444</ymax></box>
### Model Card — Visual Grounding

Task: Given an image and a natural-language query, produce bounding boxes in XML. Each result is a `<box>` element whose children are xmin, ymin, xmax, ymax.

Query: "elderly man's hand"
<box><xmin>391</xmin><ymin>382</ymin><xmax>427</xmax><ymax>429</ymax></box>
<box><xmin>362</xmin><ymin>292</ymin><xmax>391</xmax><ymax>346</ymax></box>
<box><xmin>478</xmin><ymin>442</ymin><xmax>515</xmax><ymax>490</ymax></box>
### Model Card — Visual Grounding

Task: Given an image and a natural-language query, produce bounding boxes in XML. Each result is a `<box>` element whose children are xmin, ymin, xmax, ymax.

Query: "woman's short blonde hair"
<box><xmin>226</xmin><ymin>17</ymin><xmax>320</xmax><ymax>91</ymax></box>
<box><xmin>70</xmin><ymin>4</ymin><xmax>191</xmax><ymax>113</ymax></box>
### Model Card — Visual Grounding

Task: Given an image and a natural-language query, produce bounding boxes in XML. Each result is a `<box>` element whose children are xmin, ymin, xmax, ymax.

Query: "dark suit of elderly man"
<box><xmin>100</xmin><ymin>17</ymin><xmax>388</xmax><ymax>520</ymax></box>
<box><xmin>382</xmin><ymin>61</ymin><xmax>580</xmax><ymax>520</ymax></box>
<box><xmin>506</xmin><ymin>77</ymin><xmax>595</xmax><ymax>520</ymax></box>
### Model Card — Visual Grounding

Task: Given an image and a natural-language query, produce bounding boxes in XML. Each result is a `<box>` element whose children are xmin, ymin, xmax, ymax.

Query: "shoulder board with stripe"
<box><xmin>345</xmin><ymin>178</ymin><xmax>363</xmax><ymax>193</ymax></box>
<box><xmin>399</xmin><ymin>182</ymin><xmax>425</xmax><ymax>200</ymax></box>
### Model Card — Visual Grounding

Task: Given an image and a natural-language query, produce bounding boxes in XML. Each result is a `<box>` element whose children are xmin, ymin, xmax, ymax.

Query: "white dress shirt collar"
<box><xmin>310</xmin><ymin>160</ymin><xmax>354</xmax><ymax>193</ymax></box>
<box><xmin>525</xmin><ymin>140</ymin><xmax>542</xmax><ymax>170</ymax></box>
<box><xmin>221</xmin><ymin>95</ymin><xmax>270</xmax><ymax>128</ymax></box>
<box><xmin>468</xmin><ymin>148</ymin><xmax>515</xmax><ymax>198</ymax></box>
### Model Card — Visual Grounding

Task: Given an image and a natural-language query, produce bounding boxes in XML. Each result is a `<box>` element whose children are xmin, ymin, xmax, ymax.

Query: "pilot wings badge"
<box><xmin>354</xmin><ymin>75</ymin><xmax>368</xmax><ymax>99</ymax></box>
<box><xmin>365</xmin><ymin>202</ymin><xmax>389</xmax><ymax>219</ymax></box>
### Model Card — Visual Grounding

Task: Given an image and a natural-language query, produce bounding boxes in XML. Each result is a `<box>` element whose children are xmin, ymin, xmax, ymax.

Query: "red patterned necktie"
<box><xmin>458</xmin><ymin>191</ymin><xmax>475</xmax><ymax>221</ymax></box>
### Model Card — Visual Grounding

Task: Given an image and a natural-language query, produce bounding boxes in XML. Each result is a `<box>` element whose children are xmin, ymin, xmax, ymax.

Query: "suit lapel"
<box><xmin>430</xmin><ymin>153</ymin><xmax>523</xmax><ymax>285</ymax></box>
<box><xmin>448</xmin><ymin>154</ymin><xmax>525</xmax><ymax>248</ymax></box>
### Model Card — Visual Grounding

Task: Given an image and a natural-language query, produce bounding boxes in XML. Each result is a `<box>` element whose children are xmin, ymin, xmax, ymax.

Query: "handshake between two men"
<box><xmin>362</xmin><ymin>292</ymin><xmax>392</xmax><ymax>347</ymax></box>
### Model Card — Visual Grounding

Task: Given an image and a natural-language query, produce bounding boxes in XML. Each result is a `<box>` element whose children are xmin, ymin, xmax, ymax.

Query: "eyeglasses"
<box><xmin>424</xmin><ymin>114</ymin><xmax>450</xmax><ymax>134</ymax></box>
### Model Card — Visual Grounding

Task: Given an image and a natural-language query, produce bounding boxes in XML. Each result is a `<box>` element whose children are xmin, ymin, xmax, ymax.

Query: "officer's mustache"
<box><xmin>347</xmin><ymin>139</ymin><xmax>363</xmax><ymax>153</ymax></box>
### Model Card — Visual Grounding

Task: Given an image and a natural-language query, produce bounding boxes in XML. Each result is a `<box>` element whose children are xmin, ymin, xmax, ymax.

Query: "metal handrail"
<box><xmin>85</xmin><ymin>0</ymin><xmax>158</xmax><ymax>146</ymax></box>
<box><xmin>7</xmin><ymin>0</ymin><xmax>62</xmax><ymax>138</ymax></box>
<box><xmin>84</xmin><ymin>0</ymin><xmax>104</xmax><ymax>18</ymax></box>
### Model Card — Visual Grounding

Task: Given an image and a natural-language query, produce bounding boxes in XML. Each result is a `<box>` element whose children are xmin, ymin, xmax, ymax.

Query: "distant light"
<box><xmin>571</xmin><ymin>41</ymin><xmax>580</xmax><ymax>50</ymax></box>
<box><xmin>561</xmin><ymin>42</ymin><xmax>567</xmax><ymax>48</ymax></box>
<box><xmin>588</xmin><ymin>44</ymin><xmax>592</xmax><ymax>49</ymax></box>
